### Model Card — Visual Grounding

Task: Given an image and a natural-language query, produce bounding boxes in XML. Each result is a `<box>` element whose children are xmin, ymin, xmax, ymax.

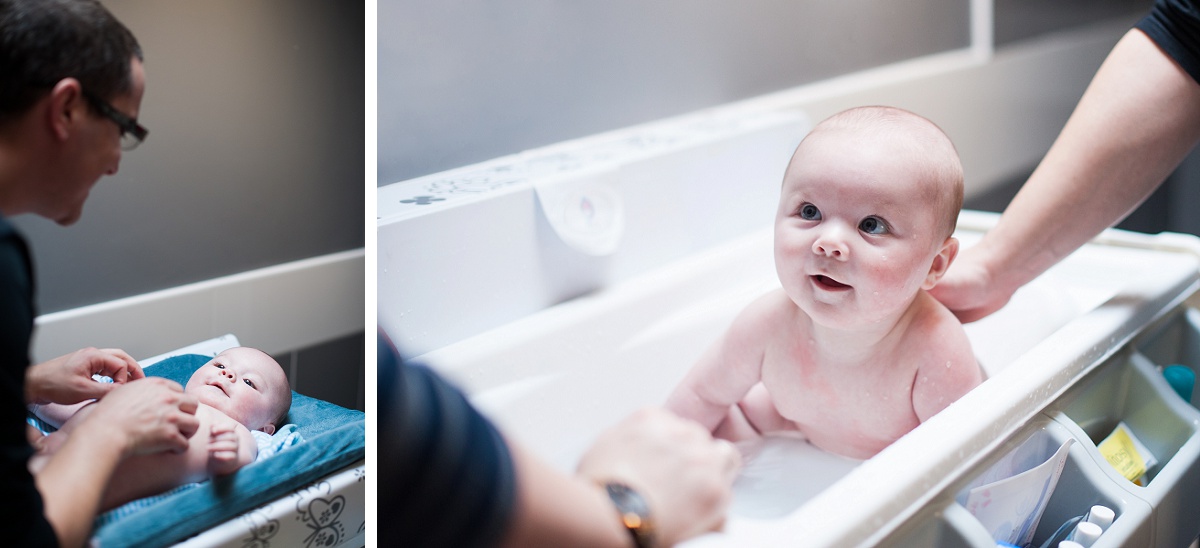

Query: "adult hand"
<box><xmin>929</xmin><ymin>244</ymin><xmax>1012</xmax><ymax>323</ymax></box>
<box><xmin>80</xmin><ymin>378</ymin><xmax>199</xmax><ymax>456</ymax></box>
<box><xmin>576</xmin><ymin>407</ymin><xmax>741</xmax><ymax>546</ymax></box>
<box><xmin>25</xmin><ymin>347</ymin><xmax>145</xmax><ymax>405</ymax></box>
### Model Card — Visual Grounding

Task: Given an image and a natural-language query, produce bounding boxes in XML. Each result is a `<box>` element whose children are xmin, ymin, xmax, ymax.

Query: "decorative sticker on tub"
<box><xmin>398</xmin><ymin>195</ymin><xmax>445</xmax><ymax>206</ymax></box>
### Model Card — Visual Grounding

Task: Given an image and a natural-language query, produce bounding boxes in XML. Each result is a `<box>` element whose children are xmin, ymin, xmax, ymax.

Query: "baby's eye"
<box><xmin>798</xmin><ymin>203</ymin><xmax>821</xmax><ymax>221</ymax></box>
<box><xmin>214</xmin><ymin>364</ymin><xmax>225</xmax><ymax>369</ymax></box>
<box><xmin>859</xmin><ymin>216</ymin><xmax>888</xmax><ymax>235</ymax></box>
<box><xmin>243</xmin><ymin>379</ymin><xmax>255</xmax><ymax>389</ymax></box>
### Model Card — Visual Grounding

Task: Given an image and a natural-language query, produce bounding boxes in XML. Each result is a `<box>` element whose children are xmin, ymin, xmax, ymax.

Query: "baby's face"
<box><xmin>774</xmin><ymin>131</ymin><xmax>951</xmax><ymax>327</ymax></box>
<box><xmin>185</xmin><ymin>347</ymin><xmax>290</xmax><ymax>431</ymax></box>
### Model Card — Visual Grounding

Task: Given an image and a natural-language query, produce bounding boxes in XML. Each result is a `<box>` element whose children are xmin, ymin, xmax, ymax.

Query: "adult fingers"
<box><xmin>176</xmin><ymin>395</ymin><xmax>200</xmax><ymax>440</ymax></box>
<box><xmin>93</xmin><ymin>348</ymin><xmax>144</xmax><ymax>382</ymax></box>
<box><xmin>714</xmin><ymin>438</ymin><xmax>742</xmax><ymax>477</ymax></box>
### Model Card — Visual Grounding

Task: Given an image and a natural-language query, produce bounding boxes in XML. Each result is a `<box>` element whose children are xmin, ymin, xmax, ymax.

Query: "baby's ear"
<box><xmin>259</xmin><ymin>424</ymin><xmax>276</xmax><ymax>436</ymax></box>
<box><xmin>922</xmin><ymin>236</ymin><xmax>960</xmax><ymax>290</ymax></box>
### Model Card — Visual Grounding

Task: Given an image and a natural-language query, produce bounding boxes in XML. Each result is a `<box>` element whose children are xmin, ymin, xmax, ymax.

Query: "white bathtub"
<box><xmin>405</xmin><ymin>211</ymin><xmax>1200</xmax><ymax>546</ymax></box>
<box><xmin>381</xmin><ymin>107</ymin><xmax>1200</xmax><ymax>546</ymax></box>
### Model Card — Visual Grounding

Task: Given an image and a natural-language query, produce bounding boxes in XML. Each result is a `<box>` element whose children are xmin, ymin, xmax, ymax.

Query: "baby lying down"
<box><xmin>28</xmin><ymin>347</ymin><xmax>292</xmax><ymax>511</ymax></box>
<box><xmin>667</xmin><ymin>106</ymin><xmax>984</xmax><ymax>460</ymax></box>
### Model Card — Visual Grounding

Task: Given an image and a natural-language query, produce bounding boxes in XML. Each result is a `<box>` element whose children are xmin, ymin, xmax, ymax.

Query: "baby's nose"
<box><xmin>812</xmin><ymin>233</ymin><xmax>849</xmax><ymax>260</ymax></box>
<box><xmin>220</xmin><ymin>369</ymin><xmax>235</xmax><ymax>380</ymax></box>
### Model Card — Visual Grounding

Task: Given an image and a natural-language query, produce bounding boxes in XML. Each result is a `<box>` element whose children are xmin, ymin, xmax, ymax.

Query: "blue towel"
<box><xmin>93</xmin><ymin>424</ymin><xmax>306</xmax><ymax>527</ymax></box>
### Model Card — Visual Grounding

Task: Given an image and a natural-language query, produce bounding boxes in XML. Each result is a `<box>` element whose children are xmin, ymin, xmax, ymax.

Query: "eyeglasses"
<box><xmin>82</xmin><ymin>90</ymin><xmax>148</xmax><ymax>151</ymax></box>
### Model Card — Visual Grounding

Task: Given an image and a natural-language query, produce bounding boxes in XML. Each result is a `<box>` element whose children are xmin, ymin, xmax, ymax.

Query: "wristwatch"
<box><xmin>603</xmin><ymin>482</ymin><xmax>655</xmax><ymax>548</ymax></box>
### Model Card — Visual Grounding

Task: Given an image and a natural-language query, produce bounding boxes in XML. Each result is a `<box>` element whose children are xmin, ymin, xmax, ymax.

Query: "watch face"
<box><xmin>605</xmin><ymin>482</ymin><xmax>655</xmax><ymax>547</ymax></box>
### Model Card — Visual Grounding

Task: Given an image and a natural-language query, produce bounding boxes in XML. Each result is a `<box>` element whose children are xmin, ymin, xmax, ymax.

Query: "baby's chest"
<box><xmin>196</xmin><ymin>404</ymin><xmax>248</xmax><ymax>436</ymax></box>
<box><xmin>762</xmin><ymin>355</ymin><xmax>919</xmax><ymax>431</ymax></box>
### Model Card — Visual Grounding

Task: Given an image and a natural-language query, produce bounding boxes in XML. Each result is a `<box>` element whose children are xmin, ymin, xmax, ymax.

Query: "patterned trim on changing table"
<box><xmin>172</xmin><ymin>462</ymin><xmax>365</xmax><ymax>548</ymax></box>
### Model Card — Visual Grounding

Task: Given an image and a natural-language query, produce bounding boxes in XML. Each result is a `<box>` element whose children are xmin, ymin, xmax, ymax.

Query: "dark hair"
<box><xmin>0</xmin><ymin>0</ymin><xmax>141</xmax><ymax>124</ymax></box>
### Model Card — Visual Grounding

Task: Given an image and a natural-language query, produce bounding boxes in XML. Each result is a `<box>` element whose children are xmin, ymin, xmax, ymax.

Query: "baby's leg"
<box><xmin>27</xmin><ymin>423</ymin><xmax>48</xmax><ymax>474</ymax></box>
<box><xmin>26</xmin><ymin>423</ymin><xmax>43</xmax><ymax>447</ymax></box>
<box><xmin>51</xmin><ymin>401</ymin><xmax>96</xmax><ymax>438</ymax></box>
<box><xmin>29</xmin><ymin>399</ymin><xmax>95</xmax><ymax>430</ymax></box>
<box><xmin>27</xmin><ymin>429</ymin><xmax>69</xmax><ymax>475</ymax></box>
<box><xmin>27</xmin><ymin>403</ymin><xmax>97</xmax><ymax>475</ymax></box>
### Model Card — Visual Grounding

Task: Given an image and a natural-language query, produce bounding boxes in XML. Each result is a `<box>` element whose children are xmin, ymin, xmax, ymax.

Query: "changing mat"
<box><xmin>89</xmin><ymin>354</ymin><xmax>365</xmax><ymax>547</ymax></box>
<box><xmin>93</xmin><ymin>425</ymin><xmax>305</xmax><ymax>527</ymax></box>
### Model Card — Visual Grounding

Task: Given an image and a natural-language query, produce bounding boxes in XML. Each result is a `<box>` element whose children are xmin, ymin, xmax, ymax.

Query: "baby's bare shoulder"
<box><xmin>733</xmin><ymin>289</ymin><xmax>800</xmax><ymax>334</ymax></box>
<box><xmin>912</xmin><ymin>292</ymin><xmax>974</xmax><ymax>351</ymax></box>
<box><xmin>909</xmin><ymin>296</ymin><xmax>982</xmax><ymax>419</ymax></box>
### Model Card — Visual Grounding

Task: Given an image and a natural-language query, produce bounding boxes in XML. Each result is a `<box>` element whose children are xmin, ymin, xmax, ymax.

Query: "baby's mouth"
<box><xmin>207</xmin><ymin>381</ymin><xmax>229</xmax><ymax>396</ymax></box>
<box><xmin>812</xmin><ymin>274</ymin><xmax>851</xmax><ymax>291</ymax></box>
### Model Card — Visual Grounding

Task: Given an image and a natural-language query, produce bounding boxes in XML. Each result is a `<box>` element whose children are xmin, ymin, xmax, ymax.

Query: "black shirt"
<box><xmin>0</xmin><ymin>214</ymin><xmax>57</xmax><ymax>546</ymax></box>
<box><xmin>377</xmin><ymin>335</ymin><xmax>516</xmax><ymax>547</ymax></box>
<box><xmin>1137</xmin><ymin>0</ymin><xmax>1200</xmax><ymax>84</ymax></box>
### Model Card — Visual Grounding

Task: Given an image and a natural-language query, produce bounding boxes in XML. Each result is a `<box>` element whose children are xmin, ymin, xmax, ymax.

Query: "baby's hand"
<box><xmin>208</xmin><ymin>423</ymin><xmax>244</xmax><ymax>475</ymax></box>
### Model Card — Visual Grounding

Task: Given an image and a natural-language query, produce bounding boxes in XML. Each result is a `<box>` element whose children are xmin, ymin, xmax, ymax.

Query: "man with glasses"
<box><xmin>0</xmin><ymin>1</ymin><xmax>199</xmax><ymax>546</ymax></box>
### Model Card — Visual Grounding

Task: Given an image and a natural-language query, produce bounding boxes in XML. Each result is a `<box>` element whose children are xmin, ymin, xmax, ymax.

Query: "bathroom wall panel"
<box><xmin>380</xmin><ymin>0</ymin><xmax>969</xmax><ymax>184</ymax></box>
<box><xmin>12</xmin><ymin>0</ymin><xmax>365</xmax><ymax>314</ymax></box>
<box><xmin>994</xmin><ymin>0</ymin><xmax>1153</xmax><ymax>46</ymax></box>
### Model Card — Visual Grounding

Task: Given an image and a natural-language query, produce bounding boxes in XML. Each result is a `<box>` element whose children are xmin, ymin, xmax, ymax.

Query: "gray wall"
<box><xmin>379</xmin><ymin>0</ymin><xmax>971</xmax><ymax>185</ymax></box>
<box><xmin>380</xmin><ymin>1</ymin><xmax>1164</xmax><ymax>188</ymax></box>
<box><xmin>994</xmin><ymin>0</ymin><xmax>1153</xmax><ymax>45</ymax></box>
<box><xmin>12</xmin><ymin>0</ymin><xmax>365</xmax><ymax>314</ymax></box>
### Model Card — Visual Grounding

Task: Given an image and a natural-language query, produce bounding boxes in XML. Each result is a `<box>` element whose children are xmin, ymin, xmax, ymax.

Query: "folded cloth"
<box><xmin>89</xmin><ymin>354</ymin><xmax>364</xmax><ymax>547</ymax></box>
<box><xmin>254</xmin><ymin>423</ymin><xmax>304</xmax><ymax>460</ymax></box>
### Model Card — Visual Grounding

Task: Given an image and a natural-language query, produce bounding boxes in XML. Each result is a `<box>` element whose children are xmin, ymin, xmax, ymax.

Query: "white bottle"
<box><xmin>1084</xmin><ymin>505</ymin><xmax>1114</xmax><ymax>531</ymax></box>
<box><xmin>1067</xmin><ymin>521</ymin><xmax>1103</xmax><ymax>547</ymax></box>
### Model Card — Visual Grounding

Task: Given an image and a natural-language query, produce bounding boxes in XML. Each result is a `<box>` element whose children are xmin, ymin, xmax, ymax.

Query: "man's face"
<box><xmin>49</xmin><ymin>56</ymin><xmax>145</xmax><ymax>225</ymax></box>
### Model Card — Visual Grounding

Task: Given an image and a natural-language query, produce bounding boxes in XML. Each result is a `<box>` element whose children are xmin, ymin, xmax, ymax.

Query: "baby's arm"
<box><xmin>666</xmin><ymin>292</ymin><xmax>778</xmax><ymax>432</ymax></box>
<box><xmin>206</xmin><ymin>422</ymin><xmax>258</xmax><ymax>476</ymax></box>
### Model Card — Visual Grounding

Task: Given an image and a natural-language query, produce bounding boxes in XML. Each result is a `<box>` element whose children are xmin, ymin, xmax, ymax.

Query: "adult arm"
<box><xmin>502</xmin><ymin>408</ymin><xmax>740</xmax><ymax>548</ymax></box>
<box><xmin>378</xmin><ymin>335</ymin><xmax>739</xmax><ymax>548</ymax></box>
<box><xmin>35</xmin><ymin>379</ymin><xmax>199</xmax><ymax>547</ymax></box>
<box><xmin>932</xmin><ymin>29</ymin><xmax>1200</xmax><ymax>321</ymax></box>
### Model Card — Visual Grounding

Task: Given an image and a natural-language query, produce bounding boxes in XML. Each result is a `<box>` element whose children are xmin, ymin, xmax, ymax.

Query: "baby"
<box><xmin>28</xmin><ymin>346</ymin><xmax>292</xmax><ymax>510</ymax></box>
<box><xmin>666</xmin><ymin>106</ymin><xmax>983</xmax><ymax>459</ymax></box>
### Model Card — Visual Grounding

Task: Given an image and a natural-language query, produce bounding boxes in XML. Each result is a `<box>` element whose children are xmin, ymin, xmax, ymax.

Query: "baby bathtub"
<box><xmin>411</xmin><ymin>212</ymin><xmax>1200</xmax><ymax>546</ymax></box>
<box><xmin>381</xmin><ymin>106</ymin><xmax>1200</xmax><ymax>546</ymax></box>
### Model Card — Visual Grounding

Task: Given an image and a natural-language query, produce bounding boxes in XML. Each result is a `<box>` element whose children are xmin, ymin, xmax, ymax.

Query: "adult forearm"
<box><xmin>500</xmin><ymin>408</ymin><xmax>738</xmax><ymax>548</ymax></box>
<box><xmin>500</xmin><ymin>442</ymin><xmax>634</xmax><ymax>548</ymax></box>
<box><xmin>980</xmin><ymin>29</ymin><xmax>1200</xmax><ymax>293</ymax></box>
<box><xmin>35</xmin><ymin>426</ymin><xmax>125</xmax><ymax>548</ymax></box>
